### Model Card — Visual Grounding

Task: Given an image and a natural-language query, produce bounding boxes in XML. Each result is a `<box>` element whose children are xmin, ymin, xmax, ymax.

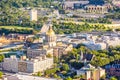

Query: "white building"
<box><xmin>53</xmin><ymin>10</ymin><xmax>60</xmax><ymax>19</ymax></box>
<box><xmin>27</xmin><ymin>48</ymin><xmax>53</xmax><ymax>58</ymax></box>
<box><xmin>85</xmin><ymin>5</ymin><xmax>108</xmax><ymax>14</ymax></box>
<box><xmin>2</xmin><ymin>55</ymin><xmax>53</xmax><ymax>73</ymax></box>
<box><xmin>106</xmin><ymin>37</ymin><xmax>120</xmax><ymax>47</ymax></box>
<box><xmin>26</xmin><ymin>56</ymin><xmax>53</xmax><ymax>73</ymax></box>
<box><xmin>63</xmin><ymin>1</ymin><xmax>89</xmax><ymax>9</ymax></box>
<box><xmin>100</xmin><ymin>35</ymin><xmax>120</xmax><ymax>46</ymax></box>
<box><xmin>3</xmin><ymin>56</ymin><xmax>18</xmax><ymax>72</ymax></box>
<box><xmin>112</xmin><ymin>0</ymin><xmax>120</xmax><ymax>7</ymax></box>
<box><xmin>77</xmin><ymin>64</ymin><xmax>105</xmax><ymax>80</ymax></box>
<box><xmin>83</xmin><ymin>41</ymin><xmax>107</xmax><ymax>50</ymax></box>
<box><xmin>29</xmin><ymin>9</ymin><xmax>37</xmax><ymax>21</ymax></box>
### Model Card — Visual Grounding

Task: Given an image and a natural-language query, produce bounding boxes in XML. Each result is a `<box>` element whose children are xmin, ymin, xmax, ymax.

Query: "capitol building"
<box><xmin>27</xmin><ymin>24</ymin><xmax>73</xmax><ymax>59</ymax></box>
<box><xmin>1</xmin><ymin>24</ymin><xmax>73</xmax><ymax>73</ymax></box>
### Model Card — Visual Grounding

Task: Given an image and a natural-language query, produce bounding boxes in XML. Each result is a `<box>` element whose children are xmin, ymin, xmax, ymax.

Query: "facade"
<box><xmin>2</xmin><ymin>55</ymin><xmax>53</xmax><ymax>73</ymax></box>
<box><xmin>63</xmin><ymin>1</ymin><xmax>89</xmax><ymax>10</ymax></box>
<box><xmin>83</xmin><ymin>41</ymin><xmax>107</xmax><ymax>50</ymax></box>
<box><xmin>77</xmin><ymin>64</ymin><xmax>105</xmax><ymax>80</ymax></box>
<box><xmin>106</xmin><ymin>37</ymin><xmax>120</xmax><ymax>47</ymax></box>
<box><xmin>105</xmin><ymin>60</ymin><xmax>120</xmax><ymax>77</ymax></box>
<box><xmin>7</xmin><ymin>34</ymin><xmax>27</xmax><ymax>40</ymax></box>
<box><xmin>29</xmin><ymin>9</ymin><xmax>37</xmax><ymax>21</ymax></box>
<box><xmin>85</xmin><ymin>5</ymin><xmax>108</xmax><ymax>14</ymax></box>
<box><xmin>112</xmin><ymin>0</ymin><xmax>120</xmax><ymax>7</ymax></box>
<box><xmin>100</xmin><ymin>35</ymin><xmax>120</xmax><ymax>47</ymax></box>
<box><xmin>53</xmin><ymin>42</ymin><xmax>73</xmax><ymax>57</ymax></box>
<box><xmin>0</xmin><ymin>35</ymin><xmax>10</xmax><ymax>44</ymax></box>
<box><xmin>18</xmin><ymin>61</ymin><xmax>27</xmax><ymax>72</ymax></box>
<box><xmin>53</xmin><ymin>10</ymin><xmax>60</xmax><ymax>19</ymax></box>
<box><xmin>2</xmin><ymin>56</ymin><xmax>18</xmax><ymax>72</ymax></box>
<box><xmin>27</xmin><ymin>48</ymin><xmax>53</xmax><ymax>58</ymax></box>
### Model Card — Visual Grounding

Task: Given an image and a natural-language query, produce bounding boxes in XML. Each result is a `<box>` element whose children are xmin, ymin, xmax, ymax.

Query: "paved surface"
<box><xmin>4</xmin><ymin>74</ymin><xmax>57</xmax><ymax>80</ymax></box>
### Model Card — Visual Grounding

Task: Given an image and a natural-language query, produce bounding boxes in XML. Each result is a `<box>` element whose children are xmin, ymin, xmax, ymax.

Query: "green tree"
<box><xmin>64</xmin><ymin>76</ymin><xmax>72</xmax><ymax>80</ymax></box>
<box><xmin>100</xmin><ymin>75</ymin><xmax>106</xmax><ymax>80</ymax></box>
<box><xmin>46</xmin><ymin>53</ymin><xmax>52</xmax><ymax>58</ymax></box>
<box><xmin>0</xmin><ymin>54</ymin><xmax>4</xmax><ymax>62</ymax></box>
<box><xmin>110</xmin><ymin>77</ymin><xmax>117</xmax><ymax>80</ymax></box>
<box><xmin>54</xmin><ymin>56</ymin><xmax>59</xmax><ymax>63</ymax></box>
<box><xmin>26</xmin><ymin>37</ymin><xmax>34</xmax><ymax>47</ymax></box>
<box><xmin>37</xmin><ymin>72</ymin><xmax>42</xmax><ymax>76</ymax></box>
<box><xmin>62</xmin><ymin>64</ymin><xmax>69</xmax><ymax>71</ymax></box>
<box><xmin>53</xmin><ymin>74</ymin><xmax>61</xmax><ymax>79</ymax></box>
<box><xmin>45</xmin><ymin>68</ymin><xmax>59</xmax><ymax>76</ymax></box>
<box><xmin>0</xmin><ymin>71</ymin><xmax>3</xmax><ymax>78</ymax></box>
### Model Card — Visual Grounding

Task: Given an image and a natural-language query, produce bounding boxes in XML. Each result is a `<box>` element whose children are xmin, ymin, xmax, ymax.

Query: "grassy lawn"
<box><xmin>0</xmin><ymin>26</ymin><xmax>35</xmax><ymax>34</ymax></box>
<box><xmin>0</xmin><ymin>26</ymin><xmax>33</xmax><ymax>30</ymax></box>
<box><xmin>63</xmin><ymin>21</ymin><xmax>120</xmax><ymax>29</ymax></box>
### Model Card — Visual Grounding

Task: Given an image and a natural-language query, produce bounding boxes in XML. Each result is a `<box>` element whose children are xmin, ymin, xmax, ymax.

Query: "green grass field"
<box><xmin>63</xmin><ymin>21</ymin><xmax>120</xmax><ymax>29</ymax></box>
<box><xmin>0</xmin><ymin>26</ymin><xmax>33</xmax><ymax>30</ymax></box>
<box><xmin>0</xmin><ymin>26</ymin><xmax>35</xmax><ymax>34</ymax></box>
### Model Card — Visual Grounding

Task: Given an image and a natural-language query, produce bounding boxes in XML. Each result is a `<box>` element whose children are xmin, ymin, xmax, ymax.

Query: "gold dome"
<box><xmin>46</xmin><ymin>26</ymin><xmax>55</xmax><ymax>36</ymax></box>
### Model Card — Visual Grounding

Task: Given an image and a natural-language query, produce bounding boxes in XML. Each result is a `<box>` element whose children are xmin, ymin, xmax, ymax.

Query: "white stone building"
<box><xmin>85</xmin><ymin>5</ymin><xmax>108</xmax><ymax>14</ymax></box>
<box><xmin>83</xmin><ymin>41</ymin><xmax>107</xmax><ymax>50</ymax></box>
<box><xmin>3</xmin><ymin>56</ymin><xmax>18</xmax><ymax>72</ymax></box>
<box><xmin>112</xmin><ymin>0</ymin><xmax>120</xmax><ymax>7</ymax></box>
<box><xmin>27</xmin><ymin>48</ymin><xmax>53</xmax><ymax>58</ymax></box>
<box><xmin>2</xmin><ymin>55</ymin><xmax>53</xmax><ymax>73</ymax></box>
<box><xmin>77</xmin><ymin>64</ymin><xmax>105</xmax><ymax>80</ymax></box>
<box><xmin>106</xmin><ymin>37</ymin><xmax>120</xmax><ymax>47</ymax></box>
<box><xmin>29</xmin><ymin>9</ymin><xmax>37</xmax><ymax>21</ymax></box>
<box><xmin>63</xmin><ymin>1</ymin><xmax>89</xmax><ymax>9</ymax></box>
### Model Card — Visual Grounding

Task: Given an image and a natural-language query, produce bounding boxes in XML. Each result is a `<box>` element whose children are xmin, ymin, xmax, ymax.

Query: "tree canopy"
<box><xmin>110</xmin><ymin>77</ymin><xmax>118</xmax><ymax>80</ymax></box>
<box><xmin>0</xmin><ymin>54</ymin><xmax>4</xmax><ymax>62</ymax></box>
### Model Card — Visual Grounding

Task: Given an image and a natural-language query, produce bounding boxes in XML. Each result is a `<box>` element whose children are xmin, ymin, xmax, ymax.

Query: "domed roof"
<box><xmin>46</xmin><ymin>26</ymin><xmax>55</xmax><ymax>36</ymax></box>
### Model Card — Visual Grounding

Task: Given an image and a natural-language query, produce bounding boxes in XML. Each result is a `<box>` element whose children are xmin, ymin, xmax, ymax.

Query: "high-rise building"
<box><xmin>29</xmin><ymin>9</ymin><xmax>37</xmax><ymax>21</ymax></box>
